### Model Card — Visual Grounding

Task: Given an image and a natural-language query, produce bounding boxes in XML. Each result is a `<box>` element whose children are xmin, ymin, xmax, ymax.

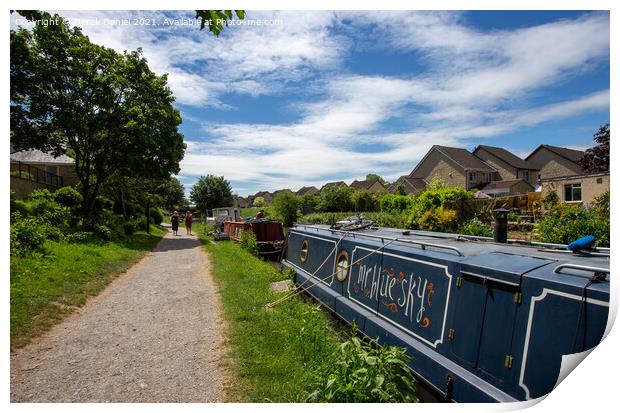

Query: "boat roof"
<box><xmin>291</xmin><ymin>224</ymin><xmax>610</xmax><ymax>269</ymax></box>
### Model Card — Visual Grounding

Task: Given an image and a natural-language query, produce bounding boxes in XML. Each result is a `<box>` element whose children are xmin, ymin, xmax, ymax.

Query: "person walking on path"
<box><xmin>185</xmin><ymin>211</ymin><xmax>193</xmax><ymax>236</ymax></box>
<box><xmin>171</xmin><ymin>211</ymin><xmax>180</xmax><ymax>236</ymax></box>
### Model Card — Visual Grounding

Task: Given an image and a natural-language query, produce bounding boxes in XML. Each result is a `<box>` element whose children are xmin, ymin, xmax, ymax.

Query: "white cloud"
<box><xmin>10</xmin><ymin>11</ymin><xmax>609</xmax><ymax>196</ymax></box>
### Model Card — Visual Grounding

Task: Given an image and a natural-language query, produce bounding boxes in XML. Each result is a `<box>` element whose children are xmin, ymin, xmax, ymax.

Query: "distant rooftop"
<box><xmin>10</xmin><ymin>149</ymin><xmax>74</xmax><ymax>165</ymax></box>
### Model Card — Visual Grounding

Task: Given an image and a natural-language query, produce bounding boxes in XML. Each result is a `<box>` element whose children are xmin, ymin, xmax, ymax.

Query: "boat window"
<box><xmin>300</xmin><ymin>240</ymin><xmax>309</xmax><ymax>263</ymax></box>
<box><xmin>335</xmin><ymin>251</ymin><xmax>349</xmax><ymax>282</ymax></box>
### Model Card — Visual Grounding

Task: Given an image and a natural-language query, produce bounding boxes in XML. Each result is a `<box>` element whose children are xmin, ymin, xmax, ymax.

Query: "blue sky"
<box><xmin>12</xmin><ymin>10</ymin><xmax>610</xmax><ymax>196</ymax></box>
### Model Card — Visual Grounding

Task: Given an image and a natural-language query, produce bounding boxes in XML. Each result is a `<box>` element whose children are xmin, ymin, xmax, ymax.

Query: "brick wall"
<box><xmin>411</xmin><ymin>150</ymin><xmax>467</xmax><ymax>188</ymax></box>
<box><xmin>10</xmin><ymin>176</ymin><xmax>59</xmax><ymax>199</ymax></box>
<box><xmin>541</xmin><ymin>173</ymin><xmax>609</xmax><ymax>205</ymax></box>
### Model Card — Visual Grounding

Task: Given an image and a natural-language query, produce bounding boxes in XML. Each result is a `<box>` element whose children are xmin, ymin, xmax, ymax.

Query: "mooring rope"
<box><xmin>266</xmin><ymin>235</ymin><xmax>399</xmax><ymax>308</ymax></box>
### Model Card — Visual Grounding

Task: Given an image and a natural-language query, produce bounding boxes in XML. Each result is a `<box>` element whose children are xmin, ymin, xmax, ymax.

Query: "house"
<box><xmin>349</xmin><ymin>179</ymin><xmax>385</xmax><ymax>194</ymax></box>
<box><xmin>10</xmin><ymin>149</ymin><xmax>79</xmax><ymax>198</ymax></box>
<box><xmin>541</xmin><ymin>172</ymin><xmax>609</xmax><ymax>206</ymax></box>
<box><xmin>296</xmin><ymin>186</ymin><xmax>320</xmax><ymax>196</ymax></box>
<box><xmin>252</xmin><ymin>191</ymin><xmax>273</xmax><ymax>205</ymax></box>
<box><xmin>409</xmin><ymin>145</ymin><xmax>496</xmax><ymax>190</ymax></box>
<box><xmin>233</xmin><ymin>195</ymin><xmax>249</xmax><ymax>208</ymax></box>
<box><xmin>320</xmin><ymin>181</ymin><xmax>347</xmax><ymax>192</ymax></box>
<box><xmin>273</xmin><ymin>188</ymin><xmax>293</xmax><ymax>198</ymax></box>
<box><xmin>387</xmin><ymin>176</ymin><xmax>427</xmax><ymax>195</ymax></box>
<box><xmin>478</xmin><ymin>179</ymin><xmax>534</xmax><ymax>197</ymax></box>
<box><xmin>525</xmin><ymin>144</ymin><xmax>585</xmax><ymax>181</ymax></box>
<box><xmin>473</xmin><ymin>145</ymin><xmax>539</xmax><ymax>187</ymax></box>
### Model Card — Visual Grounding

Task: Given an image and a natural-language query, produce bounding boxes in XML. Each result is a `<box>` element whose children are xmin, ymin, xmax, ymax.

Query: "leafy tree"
<box><xmin>11</xmin><ymin>13</ymin><xmax>185</xmax><ymax>219</ymax></box>
<box><xmin>366</xmin><ymin>173</ymin><xmax>386</xmax><ymax>185</ymax></box>
<box><xmin>319</xmin><ymin>185</ymin><xmax>354</xmax><ymax>212</ymax></box>
<box><xmin>300</xmin><ymin>193</ymin><xmax>320</xmax><ymax>214</ymax></box>
<box><xmin>272</xmin><ymin>191</ymin><xmax>301</xmax><ymax>227</ymax></box>
<box><xmin>190</xmin><ymin>175</ymin><xmax>233</xmax><ymax>217</ymax></box>
<box><xmin>579</xmin><ymin>123</ymin><xmax>610</xmax><ymax>173</ymax></box>
<box><xmin>159</xmin><ymin>177</ymin><xmax>186</xmax><ymax>212</ymax></box>
<box><xmin>195</xmin><ymin>10</ymin><xmax>246</xmax><ymax>35</ymax></box>
<box><xmin>351</xmin><ymin>190</ymin><xmax>375</xmax><ymax>212</ymax></box>
<box><xmin>253</xmin><ymin>197</ymin><xmax>266</xmax><ymax>207</ymax></box>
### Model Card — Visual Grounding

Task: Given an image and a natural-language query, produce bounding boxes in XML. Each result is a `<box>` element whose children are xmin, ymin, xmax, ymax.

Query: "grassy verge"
<box><xmin>195</xmin><ymin>223</ymin><xmax>344</xmax><ymax>402</ymax></box>
<box><xmin>10</xmin><ymin>224</ymin><xmax>166</xmax><ymax>349</ymax></box>
<box><xmin>299</xmin><ymin>211</ymin><xmax>407</xmax><ymax>228</ymax></box>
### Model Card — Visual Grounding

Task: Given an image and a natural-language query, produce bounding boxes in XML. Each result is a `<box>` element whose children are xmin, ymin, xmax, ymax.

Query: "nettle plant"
<box><xmin>306</xmin><ymin>330</ymin><xmax>419</xmax><ymax>403</ymax></box>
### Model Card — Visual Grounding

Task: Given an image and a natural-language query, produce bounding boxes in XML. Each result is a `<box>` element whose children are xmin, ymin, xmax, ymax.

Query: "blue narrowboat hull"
<box><xmin>282</xmin><ymin>225</ymin><xmax>610</xmax><ymax>402</ymax></box>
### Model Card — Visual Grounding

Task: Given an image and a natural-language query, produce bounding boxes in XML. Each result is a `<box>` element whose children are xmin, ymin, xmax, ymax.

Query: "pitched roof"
<box><xmin>397</xmin><ymin>176</ymin><xmax>426</xmax><ymax>192</ymax></box>
<box><xmin>296</xmin><ymin>186</ymin><xmax>319</xmax><ymax>196</ymax></box>
<box><xmin>433</xmin><ymin>145</ymin><xmax>496</xmax><ymax>172</ymax></box>
<box><xmin>525</xmin><ymin>144</ymin><xmax>585</xmax><ymax>164</ymax></box>
<box><xmin>479</xmin><ymin>179</ymin><xmax>531</xmax><ymax>191</ymax></box>
<box><xmin>10</xmin><ymin>149</ymin><xmax>74</xmax><ymax>165</ymax></box>
<box><xmin>474</xmin><ymin>145</ymin><xmax>536</xmax><ymax>170</ymax></box>
<box><xmin>321</xmin><ymin>181</ymin><xmax>347</xmax><ymax>190</ymax></box>
<box><xmin>349</xmin><ymin>179</ymin><xmax>383</xmax><ymax>191</ymax></box>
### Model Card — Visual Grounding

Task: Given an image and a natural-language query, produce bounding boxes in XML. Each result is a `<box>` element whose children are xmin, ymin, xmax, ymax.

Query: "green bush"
<box><xmin>123</xmin><ymin>218</ymin><xmax>142</xmax><ymax>235</ymax></box>
<box><xmin>29</xmin><ymin>188</ymin><xmax>55</xmax><ymax>201</ymax></box>
<box><xmin>459</xmin><ymin>218</ymin><xmax>492</xmax><ymax>237</ymax></box>
<box><xmin>538</xmin><ymin>205</ymin><xmax>609</xmax><ymax>247</ymax></box>
<box><xmin>542</xmin><ymin>190</ymin><xmax>559</xmax><ymax>210</ymax></box>
<box><xmin>319</xmin><ymin>185</ymin><xmax>354</xmax><ymax>212</ymax></box>
<box><xmin>379</xmin><ymin>194</ymin><xmax>414</xmax><ymax>213</ymax></box>
<box><xmin>592</xmin><ymin>191</ymin><xmax>609</xmax><ymax>216</ymax></box>
<box><xmin>10</xmin><ymin>198</ymin><xmax>30</xmax><ymax>219</ymax></box>
<box><xmin>54</xmin><ymin>186</ymin><xmax>83</xmax><ymax>208</ymax></box>
<box><xmin>272</xmin><ymin>191</ymin><xmax>301</xmax><ymax>227</ymax></box>
<box><xmin>29</xmin><ymin>198</ymin><xmax>71</xmax><ymax>228</ymax></box>
<box><xmin>150</xmin><ymin>207</ymin><xmax>164</xmax><ymax>225</ymax></box>
<box><xmin>65</xmin><ymin>231</ymin><xmax>94</xmax><ymax>243</ymax></box>
<box><xmin>10</xmin><ymin>214</ymin><xmax>47</xmax><ymax>255</ymax></box>
<box><xmin>93</xmin><ymin>224</ymin><xmax>113</xmax><ymax>241</ymax></box>
<box><xmin>415</xmin><ymin>186</ymin><xmax>472</xmax><ymax>211</ymax></box>
<box><xmin>507</xmin><ymin>211</ymin><xmax>520</xmax><ymax>222</ymax></box>
<box><xmin>306</xmin><ymin>333</ymin><xmax>418</xmax><ymax>402</ymax></box>
<box><xmin>417</xmin><ymin>208</ymin><xmax>458</xmax><ymax>232</ymax></box>
<box><xmin>239</xmin><ymin>230</ymin><xmax>259</xmax><ymax>256</ymax></box>
<box><xmin>352</xmin><ymin>190</ymin><xmax>375</xmax><ymax>212</ymax></box>
<box><xmin>300</xmin><ymin>194</ymin><xmax>320</xmax><ymax>214</ymax></box>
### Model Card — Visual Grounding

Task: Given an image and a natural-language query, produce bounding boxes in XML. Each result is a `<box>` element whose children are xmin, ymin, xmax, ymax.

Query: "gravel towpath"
<box><xmin>11</xmin><ymin>227</ymin><xmax>227</xmax><ymax>402</ymax></box>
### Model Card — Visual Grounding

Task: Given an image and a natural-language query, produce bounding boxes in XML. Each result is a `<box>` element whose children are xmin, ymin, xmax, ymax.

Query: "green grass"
<box><xmin>240</xmin><ymin>206</ymin><xmax>274</xmax><ymax>219</ymax></box>
<box><xmin>195</xmin><ymin>223</ymin><xmax>343</xmax><ymax>402</ymax></box>
<box><xmin>10</xmin><ymin>224</ymin><xmax>166</xmax><ymax>349</ymax></box>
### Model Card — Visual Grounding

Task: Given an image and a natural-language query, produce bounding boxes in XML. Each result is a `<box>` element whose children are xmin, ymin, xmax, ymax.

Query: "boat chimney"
<box><xmin>493</xmin><ymin>208</ymin><xmax>509</xmax><ymax>243</ymax></box>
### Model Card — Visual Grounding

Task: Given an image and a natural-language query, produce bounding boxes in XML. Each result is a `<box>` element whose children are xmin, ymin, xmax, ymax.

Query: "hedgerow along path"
<box><xmin>10</xmin><ymin>226</ymin><xmax>228</xmax><ymax>402</ymax></box>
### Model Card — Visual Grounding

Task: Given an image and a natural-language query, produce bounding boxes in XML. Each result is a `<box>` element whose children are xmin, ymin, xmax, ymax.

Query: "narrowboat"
<box><xmin>223</xmin><ymin>218</ymin><xmax>285</xmax><ymax>258</ymax></box>
<box><xmin>281</xmin><ymin>218</ymin><xmax>610</xmax><ymax>402</ymax></box>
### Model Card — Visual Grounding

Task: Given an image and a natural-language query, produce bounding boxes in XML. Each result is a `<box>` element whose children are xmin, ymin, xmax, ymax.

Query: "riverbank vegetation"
<box><xmin>196</xmin><ymin>223</ymin><xmax>419</xmax><ymax>402</ymax></box>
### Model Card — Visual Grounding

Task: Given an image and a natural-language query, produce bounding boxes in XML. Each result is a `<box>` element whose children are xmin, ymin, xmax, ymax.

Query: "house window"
<box><xmin>45</xmin><ymin>165</ymin><xmax>59</xmax><ymax>186</ymax></box>
<box><xmin>522</xmin><ymin>171</ymin><xmax>529</xmax><ymax>181</ymax></box>
<box><xmin>597</xmin><ymin>177</ymin><xmax>603</xmax><ymax>184</ymax></box>
<box><xmin>537</xmin><ymin>174</ymin><xmax>541</xmax><ymax>181</ymax></box>
<box><xmin>564</xmin><ymin>183</ymin><xmax>582</xmax><ymax>202</ymax></box>
<box><xmin>469</xmin><ymin>172</ymin><xmax>475</xmax><ymax>182</ymax></box>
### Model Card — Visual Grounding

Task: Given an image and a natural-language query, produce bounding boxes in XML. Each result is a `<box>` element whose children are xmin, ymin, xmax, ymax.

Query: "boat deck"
<box><xmin>292</xmin><ymin>224</ymin><xmax>610</xmax><ymax>270</ymax></box>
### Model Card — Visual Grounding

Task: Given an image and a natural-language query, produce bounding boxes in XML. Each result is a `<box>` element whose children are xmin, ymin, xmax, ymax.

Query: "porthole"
<box><xmin>300</xmin><ymin>240</ymin><xmax>309</xmax><ymax>263</ymax></box>
<box><xmin>336</xmin><ymin>251</ymin><xmax>349</xmax><ymax>282</ymax></box>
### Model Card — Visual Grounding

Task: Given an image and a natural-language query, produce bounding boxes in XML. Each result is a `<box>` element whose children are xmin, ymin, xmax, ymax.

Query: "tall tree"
<box><xmin>579</xmin><ymin>123</ymin><xmax>610</xmax><ymax>173</ymax></box>
<box><xmin>159</xmin><ymin>177</ymin><xmax>187</xmax><ymax>211</ymax></box>
<box><xmin>190</xmin><ymin>175</ymin><xmax>233</xmax><ymax>217</ymax></box>
<box><xmin>366</xmin><ymin>174</ymin><xmax>386</xmax><ymax>185</ymax></box>
<box><xmin>11</xmin><ymin>13</ymin><xmax>185</xmax><ymax>219</ymax></box>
